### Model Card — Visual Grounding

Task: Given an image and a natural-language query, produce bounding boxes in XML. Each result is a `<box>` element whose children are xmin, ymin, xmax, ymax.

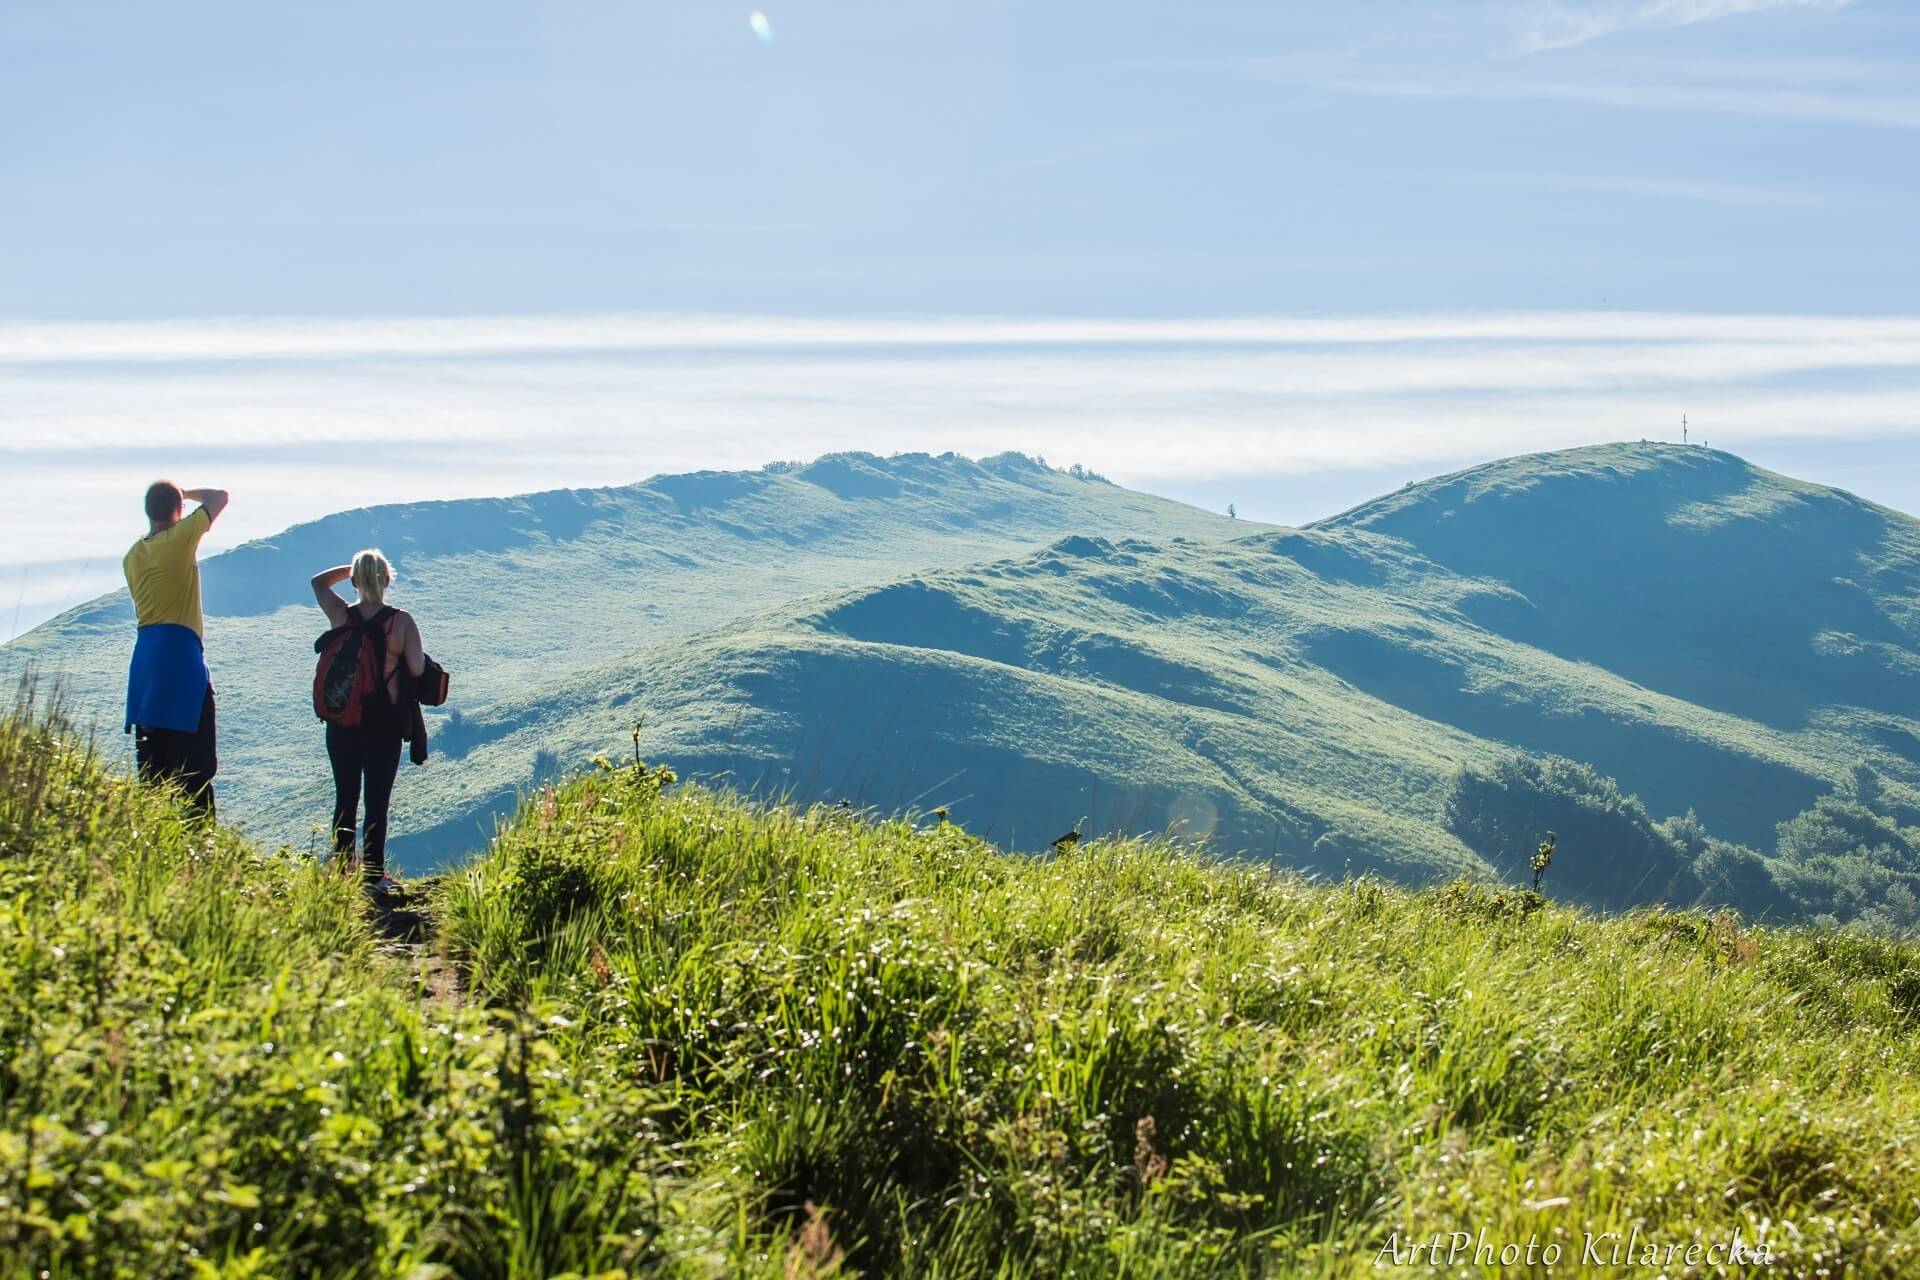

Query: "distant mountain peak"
<box><xmin>1320</xmin><ymin>440</ymin><xmax>1769</xmax><ymax>531</ymax></box>
<box><xmin>1324</xmin><ymin>444</ymin><xmax>1920</xmax><ymax>563</ymax></box>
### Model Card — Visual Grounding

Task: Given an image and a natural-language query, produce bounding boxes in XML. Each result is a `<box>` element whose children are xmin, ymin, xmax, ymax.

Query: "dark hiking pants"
<box><xmin>326</xmin><ymin>722</ymin><xmax>403</xmax><ymax>879</ymax></box>
<box><xmin>134</xmin><ymin>686</ymin><xmax>217</xmax><ymax>818</ymax></box>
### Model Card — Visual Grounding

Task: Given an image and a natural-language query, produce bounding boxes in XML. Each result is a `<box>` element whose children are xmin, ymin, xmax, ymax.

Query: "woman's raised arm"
<box><xmin>311</xmin><ymin>565</ymin><xmax>352</xmax><ymax>629</ymax></box>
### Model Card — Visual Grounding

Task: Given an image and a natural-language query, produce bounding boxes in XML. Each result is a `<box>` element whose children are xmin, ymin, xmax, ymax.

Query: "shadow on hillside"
<box><xmin>1339</xmin><ymin>450</ymin><xmax>1920</xmax><ymax>733</ymax></box>
<box><xmin>638</xmin><ymin>636</ymin><xmax>1425</xmax><ymax>878</ymax></box>
<box><xmin>387</xmin><ymin>785</ymin><xmax>523</xmax><ymax>870</ymax></box>
<box><xmin>814</xmin><ymin>580</ymin><xmax>1255</xmax><ymax>716</ymax></box>
<box><xmin>1303</xmin><ymin>626</ymin><xmax>1823</xmax><ymax>848</ymax></box>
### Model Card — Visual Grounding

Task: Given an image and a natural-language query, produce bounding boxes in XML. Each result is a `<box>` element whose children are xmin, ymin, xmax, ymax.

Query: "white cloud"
<box><xmin>1515</xmin><ymin>0</ymin><xmax>1854</xmax><ymax>54</ymax></box>
<box><xmin>10</xmin><ymin>310</ymin><xmax>1920</xmax><ymax>367</ymax></box>
<box><xmin>1317</xmin><ymin>73</ymin><xmax>1920</xmax><ymax>129</ymax></box>
<box><xmin>7</xmin><ymin>307</ymin><xmax>1920</xmax><ymax>639</ymax></box>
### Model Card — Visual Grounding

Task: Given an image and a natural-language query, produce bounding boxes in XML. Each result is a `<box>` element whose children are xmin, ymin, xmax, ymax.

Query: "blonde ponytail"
<box><xmin>350</xmin><ymin>548</ymin><xmax>393</xmax><ymax>606</ymax></box>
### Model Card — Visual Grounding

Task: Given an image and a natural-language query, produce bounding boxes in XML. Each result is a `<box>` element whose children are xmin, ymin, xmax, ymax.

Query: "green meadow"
<box><xmin>7</xmin><ymin>690</ymin><xmax>1919</xmax><ymax>1278</ymax></box>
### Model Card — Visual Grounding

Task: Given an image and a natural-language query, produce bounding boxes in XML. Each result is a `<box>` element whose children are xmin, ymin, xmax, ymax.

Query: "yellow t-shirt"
<box><xmin>123</xmin><ymin>507</ymin><xmax>212</xmax><ymax>635</ymax></box>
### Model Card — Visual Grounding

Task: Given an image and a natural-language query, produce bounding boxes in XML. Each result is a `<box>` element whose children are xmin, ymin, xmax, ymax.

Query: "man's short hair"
<box><xmin>144</xmin><ymin>480</ymin><xmax>183</xmax><ymax>524</ymax></box>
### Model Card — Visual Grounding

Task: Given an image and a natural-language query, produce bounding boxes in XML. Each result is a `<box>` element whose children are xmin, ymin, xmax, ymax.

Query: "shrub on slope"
<box><xmin>1443</xmin><ymin>753</ymin><xmax>1704</xmax><ymax>910</ymax></box>
<box><xmin>443</xmin><ymin>760</ymin><xmax>1920</xmax><ymax>1277</ymax></box>
<box><xmin>1448</xmin><ymin>752</ymin><xmax>1920</xmax><ymax>933</ymax></box>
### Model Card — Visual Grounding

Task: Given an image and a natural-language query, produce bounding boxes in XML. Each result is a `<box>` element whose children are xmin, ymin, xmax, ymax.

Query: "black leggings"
<box><xmin>327</xmin><ymin>722</ymin><xmax>403</xmax><ymax>877</ymax></box>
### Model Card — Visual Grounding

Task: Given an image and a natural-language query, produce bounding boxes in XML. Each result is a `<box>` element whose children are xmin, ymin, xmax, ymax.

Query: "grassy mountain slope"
<box><xmin>468</xmin><ymin>444</ymin><xmax>1920</xmax><ymax>911</ymax></box>
<box><xmin>9</xmin><ymin>699</ymin><xmax>1920</xmax><ymax>1276</ymax></box>
<box><xmin>0</xmin><ymin>452</ymin><xmax>1254</xmax><ymax>860</ymax></box>
<box><xmin>1321</xmin><ymin>443</ymin><xmax>1920</xmax><ymax>751</ymax></box>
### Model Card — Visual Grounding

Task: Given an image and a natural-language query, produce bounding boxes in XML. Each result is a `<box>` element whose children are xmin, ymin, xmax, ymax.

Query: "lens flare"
<box><xmin>1168</xmin><ymin>793</ymin><xmax>1219</xmax><ymax>844</ymax></box>
<box><xmin>748</xmin><ymin>11</ymin><xmax>773</xmax><ymax>43</ymax></box>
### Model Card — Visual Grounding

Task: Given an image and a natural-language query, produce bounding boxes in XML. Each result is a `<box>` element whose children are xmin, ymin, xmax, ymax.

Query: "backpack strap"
<box><xmin>316</xmin><ymin>603</ymin><xmax>380</xmax><ymax>653</ymax></box>
<box><xmin>368</xmin><ymin>606</ymin><xmax>402</xmax><ymax>686</ymax></box>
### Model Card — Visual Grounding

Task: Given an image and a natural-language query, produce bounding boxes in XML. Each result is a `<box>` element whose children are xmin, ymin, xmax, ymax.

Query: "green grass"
<box><xmin>11</xmin><ymin>689</ymin><xmax>1920</xmax><ymax>1276</ymax></box>
<box><xmin>0</xmin><ymin>687</ymin><xmax>717</xmax><ymax>1279</ymax></box>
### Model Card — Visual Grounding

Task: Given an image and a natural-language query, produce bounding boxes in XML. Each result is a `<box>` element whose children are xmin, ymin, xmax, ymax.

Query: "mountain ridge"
<box><xmin>10</xmin><ymin>440</ymin><xmax>1919</xmax><ymax>931</ymax></box>
<box><xmin>1</xmin><ymin>450</ymin><xmax>1258</xmax><ymax>854</ymax></box>
<box><xmin>445</xmin><ymin>441</ymin><xmax>1920</xmax><ymax>926</ymax></box>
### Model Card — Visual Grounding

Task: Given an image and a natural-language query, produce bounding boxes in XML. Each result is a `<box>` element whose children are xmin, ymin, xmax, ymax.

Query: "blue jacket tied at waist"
<box><xmin>126</xmin><ymin>623</ymin><xmax>210</xmax><ymax>733</ymax></box>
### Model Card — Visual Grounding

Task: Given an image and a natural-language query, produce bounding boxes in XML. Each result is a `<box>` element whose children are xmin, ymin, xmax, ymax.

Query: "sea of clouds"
<box><xmin>6</xmin><ymin>308</ymin><xmax>1919</xmax><ymax>638</ymax></box>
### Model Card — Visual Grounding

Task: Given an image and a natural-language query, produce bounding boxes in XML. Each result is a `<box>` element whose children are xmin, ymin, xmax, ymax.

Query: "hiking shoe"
<box><xmin>364</xmin><ymin>874</ymin><xmax>404</xmax><ymax>897</ymax></box>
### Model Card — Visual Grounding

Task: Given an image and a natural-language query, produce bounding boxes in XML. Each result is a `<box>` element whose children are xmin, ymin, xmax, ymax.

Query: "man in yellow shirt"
<box><xmin>123</xmin><ymin>479</ymin><xmax>229</xmax><ymax>815</ymax></box>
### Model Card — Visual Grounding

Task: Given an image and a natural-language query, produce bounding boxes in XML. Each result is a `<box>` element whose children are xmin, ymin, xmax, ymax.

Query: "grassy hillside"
<box><xmin>7</xmin><ymin>696</ymin><xmax>1920</xmax><ymax>1277</ymax></box>
<box><xmin>1322</xmin><ymin>443</ymin><xmax>1920</xmax><ymax>742</ymax></box>
<box><xmin>0</xmin><ymin>452</ymin><xmax>1255</xmax><ymax>862</ymax></box>
<box><xmin>13</xmin><ymin>441</ymin><xmax>1919</xmax><ymax>925</ymax></box>
<box><xmin>460</xmin><ymin>443</ymin><xmax>1920</xmax><ymax>926</ymax></box>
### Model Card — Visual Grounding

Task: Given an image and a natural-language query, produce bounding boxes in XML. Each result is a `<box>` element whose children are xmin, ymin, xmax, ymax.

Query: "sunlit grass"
<box><xmin>439</xmin><ymin>754</ymin><xmax>1920</xmax><ymax>1276</ymax></box>
<box><xmin>7</xmin><ymin>687</ymin><xmax>1920</xmax><ymax>1276</ymax></box>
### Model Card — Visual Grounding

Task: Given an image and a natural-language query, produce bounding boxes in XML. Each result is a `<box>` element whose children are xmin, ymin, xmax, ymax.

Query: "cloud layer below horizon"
<box><xmin>6</xmin><ymin>308</ymin><xmax>1920</xmax><ymax>638</ymax></box>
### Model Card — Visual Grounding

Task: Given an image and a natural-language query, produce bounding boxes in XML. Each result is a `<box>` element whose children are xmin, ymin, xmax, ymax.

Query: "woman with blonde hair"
<box><xmin>311</xmin><ymin>548</ymin><xmax>425</xmax><ymax>894</ymax></box>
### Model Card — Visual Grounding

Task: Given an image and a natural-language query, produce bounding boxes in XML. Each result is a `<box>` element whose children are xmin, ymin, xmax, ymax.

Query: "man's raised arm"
<box><xmin>181</xmin><ymin>487</ymin><xmax>229</xmax><ymax>524</ymax></box>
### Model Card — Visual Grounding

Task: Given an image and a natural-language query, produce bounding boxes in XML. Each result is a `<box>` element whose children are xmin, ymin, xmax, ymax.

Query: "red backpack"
<box><xmin>313</xmin><ymin>606</ymin><xmax>396</xmax><ymax>727</ymax></box>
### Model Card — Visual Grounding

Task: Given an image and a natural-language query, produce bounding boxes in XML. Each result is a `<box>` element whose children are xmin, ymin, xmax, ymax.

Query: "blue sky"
<box><xmin>4</xmin><ymin>0</ymin><xmax>1920</xmax><ymax>635</ymax></box>
<box><xmin>7</xmin><ymin>0</ymin><xmax>1918</xmax><ymax>316</ymax></box>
